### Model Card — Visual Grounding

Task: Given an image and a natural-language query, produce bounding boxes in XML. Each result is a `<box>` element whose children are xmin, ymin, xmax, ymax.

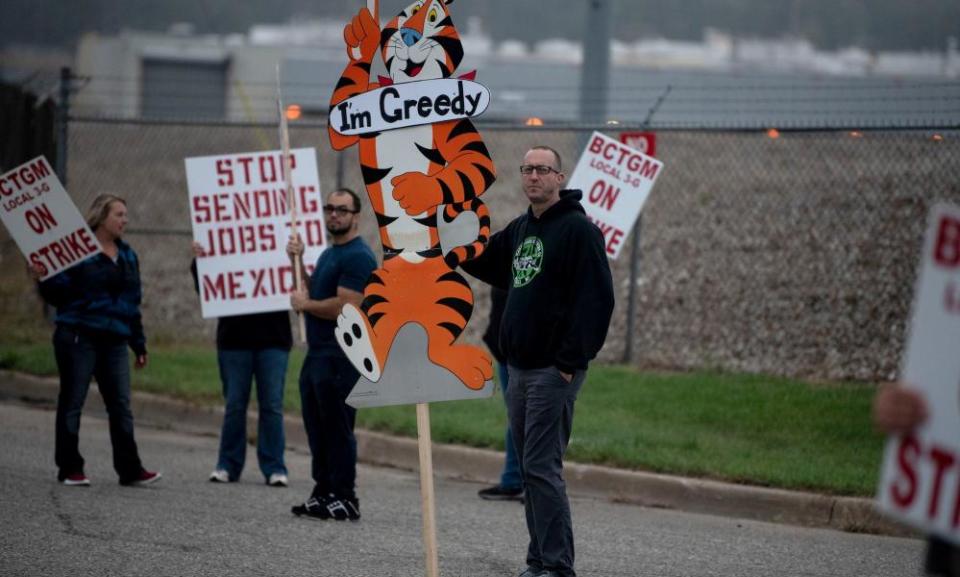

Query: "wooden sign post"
<box><xmin>276</xmin><ymin>64</ymin><xmax>307</xmax><ymax>343</ymax></box>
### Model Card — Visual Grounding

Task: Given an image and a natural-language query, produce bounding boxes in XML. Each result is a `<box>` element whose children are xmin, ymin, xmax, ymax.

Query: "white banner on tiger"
<box><xmin>566</xmin><ymin>131</ymin><xmax>664</xmax><ymax>259</ymax></box>
<box><xmin>876</xmin><ymin>202</ymin><xmax>960</xmax><ymax>546</ymax></box>
<box><xmin>185</xmin><ymin>148</ymin><xmax>325</xmax><ymax>318</ymax></box>
<box><xmin>328</xmin><ymin>78</ymin><xmax>490</xmax><ymax>136</ymax></box>
<box><xmin>0</xmin><ymin>156</ymin><xmax>101</xmax><ymax>280</ymax></box>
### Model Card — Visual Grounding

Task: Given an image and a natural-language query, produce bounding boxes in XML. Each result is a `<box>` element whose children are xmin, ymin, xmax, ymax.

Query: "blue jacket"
<box><xmin>39</xmin><ymin>239</ymin><xmax>147</xmax><ymax>355</ymax></box>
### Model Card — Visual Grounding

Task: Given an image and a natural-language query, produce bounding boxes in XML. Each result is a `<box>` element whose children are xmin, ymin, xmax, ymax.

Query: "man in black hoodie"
<box><xmin>462</xmin><ymin>145</ymin><xmax>615</xmax><ymax>577</ymax></box>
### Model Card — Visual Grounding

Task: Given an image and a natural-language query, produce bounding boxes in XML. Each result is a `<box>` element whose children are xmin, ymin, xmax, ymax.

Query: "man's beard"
<box><xmin>327</xmin><ymin>222</ymin><xmax>350</xmax><ymax>237</ymax></box>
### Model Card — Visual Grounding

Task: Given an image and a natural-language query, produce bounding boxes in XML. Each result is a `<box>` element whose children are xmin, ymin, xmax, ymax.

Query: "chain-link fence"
<box><xmin>2</xmin><ymin>116</ymin><xmax>958</xmax><ymax>382</ymax></box>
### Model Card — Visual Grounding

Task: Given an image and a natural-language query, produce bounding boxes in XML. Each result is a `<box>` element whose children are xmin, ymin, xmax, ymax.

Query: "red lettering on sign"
<box><xmin>237</xmin><ymin>157</ymin><xmax>254</xmax><ymax>185</ymax></box>
<box><xmin>586</xmin><ymin>214</ymin><xmax>625</xmax><ymax>256</ymax></box>
<box><xmin>202</xmin><ymin>271</ymin><xmax>247</xmax><ymax>301</ymax></box>
<box><xmin>197</xmin><ymin>223</ymin><xmax>279</xmax><ymax>258</ymax></box>
<box><xmin>587</xmin><ymin>180</ymin><xmax>620</xmax><ymax>211</ymax></box>
<box><xmin>259</xmin><ymin>155</ymin><xmax>278</xmax><ymax>183</ymax></box>
<box><xmin>887</xmin><ymin>434</ymin><xmax>960</xmax><ymax>528</ymax></box>
<box><xmin>588</xmin><ymin>137</ymin><xmax>660</xmax><ymax>182</ymax></box>
<box><xmin>891</xmin><ymin>434</ymin><xmax>920</xmax><ymax>508</ymax></box>
<box><xmin>27</xmin><ymin>227</ymin><xmax>98</xmax><ymax>277</ymax></box>
<box><xmin>929</xmin><ymin>446</ymin><xmax>957</xmax><ymax>519</ymax></box>
<box><xmin>216</xmin><ymin>159</ymin><xmax>234</xmax><ymax>187</ymax></box>
<box><xmin>24</xmin><ymin>203</ymin><xmax>58</xmax><ymax>234</ymax></box>
<box><xmin>193</xmin><ymin>196</ymin><xmax>211</xmax><ymax>223</ymax></box>
<box><xmin>588</xmin><ymin>135</ymin><xmax>605</xmax><ymax>154</ymax></box>
<box><xmin>934</xmin><ymin>215</ymin><xmax>960</xmax><ymax>267</ymax></box>
<box><xmin>216</xmin><ymin>153</ymin><xmax>299</xmax><ymax>188</ymax></box>
<box><xmin>299</xmin><ymin>185</ymin><xmax>319</xmax><ymax>214</ymax></box>
<box><xmin>1</xmin><ymin>158</ymin><xmax>51</xmax><ymax>196</ymax></box>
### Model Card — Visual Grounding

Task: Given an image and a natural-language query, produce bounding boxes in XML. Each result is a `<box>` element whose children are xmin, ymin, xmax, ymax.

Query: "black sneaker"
<box><xmin>292</xmin><ymin>494</ymin><xmax>360</xmax><ymax>521</ymax></box>
<box><xmin>478</xmin><ymin>484</ymin><xmax>523</xmax><ymax>502</ymax></box>
<box><xmin>326</xmin><ymin>495</ymin><xmax>361</xmax><ymax>521</ymax></box>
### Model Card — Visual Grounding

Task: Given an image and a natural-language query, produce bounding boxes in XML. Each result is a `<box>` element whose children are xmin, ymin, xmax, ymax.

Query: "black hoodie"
<box><xmin>462</xmin><ymin>189</ymin><xmax>614</xmax><ymax>374</ymax></box>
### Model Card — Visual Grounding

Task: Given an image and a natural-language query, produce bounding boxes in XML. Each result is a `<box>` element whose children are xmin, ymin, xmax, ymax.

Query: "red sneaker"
<box><xmin>61</xmin><ymin>472</ymin><xmax>90</xmax><ymax>486</ymax></box>
<box><xmin>121</xmin><ymin>470</ymin><xmax>162</xmax><ymax>486</ymax></box>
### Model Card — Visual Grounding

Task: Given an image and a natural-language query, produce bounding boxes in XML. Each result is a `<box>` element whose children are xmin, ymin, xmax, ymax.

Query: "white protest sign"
<box><xmin>566</xmin><ymin>131</ymin><xmax>664</xmax><ymax>259</ymax></box>
<box><xmin>877</xmin><ymin>202</ymin><xmax>960</xmax><ymax>545</ymax></box>
<box><xmin>185</xmin><ymin>148</ymin><xmax>325</xmax><ymax>318</ymax></box>
<box><xmin>0</xmin><ymin>156</ymin><xmax>101</xmax><ymax>280</ymax></box>
<box><xmin>329</xmin><ymin>78</ymin><xmax>490</xmax><ymax>135</ymax></box>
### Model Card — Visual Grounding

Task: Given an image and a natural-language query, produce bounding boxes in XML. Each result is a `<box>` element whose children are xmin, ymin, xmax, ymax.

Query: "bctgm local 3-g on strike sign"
<box><xmin>0</xmin><ymin>156</ymin><xmax>101</xmax><ymax>280</ymax></box>
<box><xmin>877</xmin><ymin>203</ymin><xmax>960</xmax><ymax>546</ymax></box>
<box><xmin>566</xmin><ymin>131</ymin><xmax>664</xmax><ymax>259</ymax></box>
<box><xmin>185</xmin><ymin>148</ymin><xmax>325</xmax><ymax>318</ymax></box>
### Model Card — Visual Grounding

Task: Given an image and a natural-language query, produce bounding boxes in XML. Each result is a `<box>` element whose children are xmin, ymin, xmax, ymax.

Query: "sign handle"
<box><xmin>276</xmin><ymin>64</ymin><xmax>307</xmax><ymax>343</ymax></box>
<box><xmin>417</xmin><ymin>402</ymin><xmax>440</xmax><ymax>577</ymax></box>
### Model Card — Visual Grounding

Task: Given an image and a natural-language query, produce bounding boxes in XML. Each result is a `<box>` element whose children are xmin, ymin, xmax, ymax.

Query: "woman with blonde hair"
<box><xmin>32</xmin><ymin>193</ymin><xmax>161</xmax><ymax>486</ymax></box>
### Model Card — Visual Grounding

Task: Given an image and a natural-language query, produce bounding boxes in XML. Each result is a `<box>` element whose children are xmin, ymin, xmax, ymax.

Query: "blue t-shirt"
<box><xmin>306</xmin><ymin>236</ymin><xmax>377</xmax><ymax>354</ymax></box>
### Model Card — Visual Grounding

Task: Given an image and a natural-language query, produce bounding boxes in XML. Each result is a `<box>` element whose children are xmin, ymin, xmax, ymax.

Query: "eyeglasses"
<box><xmin>322</xmin><ymin>204</ymin><xmax>359</xmax><ymax>216</ymax></box>
<box><xmin>520</xmin><ymin>165</ymin><xmax>559</xmax><ymax>176</ymax></box>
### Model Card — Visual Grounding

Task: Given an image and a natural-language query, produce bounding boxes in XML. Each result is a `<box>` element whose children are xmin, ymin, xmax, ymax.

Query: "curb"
<box><xmin>0</xmin><ymin>369</ymin><xmax>916</xmax><ymax>538</ymax></box>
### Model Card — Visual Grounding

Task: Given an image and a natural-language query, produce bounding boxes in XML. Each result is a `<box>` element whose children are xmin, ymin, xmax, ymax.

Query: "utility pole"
<box><xmin>56</xmin><ymin>67</ymin><xmax>71</xmax><ymax>186</ymax></box>
<box><xmin>579</xmin><ymin>0</ymin><xmax>613</xmax><ymax>129</ymax></box>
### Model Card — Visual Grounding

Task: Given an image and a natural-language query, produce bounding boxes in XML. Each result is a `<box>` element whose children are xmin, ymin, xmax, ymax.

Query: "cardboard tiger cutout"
<box><xmin>329</xmin><ymin>0</ymin><xmax>497</xmax><ymax>401</ymax></box>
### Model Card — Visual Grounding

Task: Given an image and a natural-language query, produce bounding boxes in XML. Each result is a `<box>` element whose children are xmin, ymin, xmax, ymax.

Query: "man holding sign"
<box><xmin>288</xmin><ymin>188</ymin><xmax>376</xmax><ymax>521</ymax></box>
<box><xmin>462</xmin><ymin>146</ymin><xmax>614</xmax><ymax>577</ymax></box>
<box><xmin>875</xmin><ymin>385</ymin><xmax>959</xmax><ymax>576</ymax></box>
<box><xmin>875</xmin><ymin>203</ymin><xmax>960</xmax><ymax>576</ymax></box>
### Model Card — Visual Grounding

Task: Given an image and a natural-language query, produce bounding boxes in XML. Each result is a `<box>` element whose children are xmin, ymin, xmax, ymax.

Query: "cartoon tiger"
<box><xmin>328</xmin><ymin>0</ymin><xmax>496</xmax><ymax>390</ymax></box>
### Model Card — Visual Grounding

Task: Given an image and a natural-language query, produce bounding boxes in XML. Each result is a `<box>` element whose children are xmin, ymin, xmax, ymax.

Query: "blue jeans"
<box><xmin>498</xmin><ymin>362</ymin><xmax>522</xmax><ymax>489</ymax></box>
<box><xmin>216</xmin><ymin>348</ymin><xmax>289</xmax><ymax>480</ymax></box>
<box><xmin>53</xmin><ymin>324</ymin><xmax>144</xmax><ymax>482</ymax></box>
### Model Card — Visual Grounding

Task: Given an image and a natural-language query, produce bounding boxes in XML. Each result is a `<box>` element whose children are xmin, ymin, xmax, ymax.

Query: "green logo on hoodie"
<box><xmin>512</xmin><ymin>236</ymin><xmax>544</xmax><ymax>287</ymax></box>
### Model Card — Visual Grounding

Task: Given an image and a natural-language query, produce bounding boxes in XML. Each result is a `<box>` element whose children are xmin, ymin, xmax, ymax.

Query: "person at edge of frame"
<box><xmin>873</xmin><ymin>384</ymin><xmax>960</xmax><ymax>577</ymax></box>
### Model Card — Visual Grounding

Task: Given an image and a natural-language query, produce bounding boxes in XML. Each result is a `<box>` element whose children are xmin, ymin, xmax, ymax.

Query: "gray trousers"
<box><xmin>506</xmin><ymin>365</ymin><xmax>586</xmax><ymax>577</ymax></box>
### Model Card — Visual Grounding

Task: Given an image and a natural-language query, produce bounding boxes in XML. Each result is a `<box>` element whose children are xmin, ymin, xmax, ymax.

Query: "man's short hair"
<box><xmin>331</xmin><ymin>188</ymin><xmax>362</xmax><ymax>212</ymax></box>
<box><xmin>530</xmin><ymin>145</ymin><xmax>562</xmax><ymax>171</ymax></box>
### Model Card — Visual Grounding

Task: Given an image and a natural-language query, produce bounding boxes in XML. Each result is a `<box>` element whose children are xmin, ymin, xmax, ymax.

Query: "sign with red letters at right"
<box><xmin>0</xmin><ymin>156</ymin><xmax>101</xmax><ymax>281</ymax></box>
<box><xmin>877</xmin><ymin>202</ymin><xmax>960</xmax><ymax>545</ymax></box>
<box><xmin>566</xmin><ymin>131</ymin><xmax>664</xmax><ymax>259</ymax></box>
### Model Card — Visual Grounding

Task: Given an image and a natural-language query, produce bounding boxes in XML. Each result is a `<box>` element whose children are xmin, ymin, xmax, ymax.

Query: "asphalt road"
<box><xmin>0</xmin><ymin>401</ymin><xmax>926</xmax><ymax>577</ymax></box>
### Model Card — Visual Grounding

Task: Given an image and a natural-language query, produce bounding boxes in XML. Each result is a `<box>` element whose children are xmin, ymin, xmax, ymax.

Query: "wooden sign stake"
<box><xmin>417</xmin><ymin>402</ymin><xmax>440</xmax><ymax>577</ymax></box>
<box><xmin>276</xmin><ymin>64</ymin><xmax>306</xmax><ymax>343</ymax></box>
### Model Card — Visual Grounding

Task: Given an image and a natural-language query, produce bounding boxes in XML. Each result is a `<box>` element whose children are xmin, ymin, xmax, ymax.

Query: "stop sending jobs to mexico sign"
<box><xmin>566</xmin><ymin>131</ymin><xmax>664</xmax><ymax>259</ymax></box>
<box><xmin>0</xmin><ymin>156</ymin><xmax>101</xmax><ymax>281</ymax></box>
<box><xmin>185</xmin><ymin>148</ymin><xmax>325</xmax><ymax>318</ymax></box>
<box><xmin>877</xmin><ymin>202</ymin><xmax>960</xmax><ymax>546</ymax></box>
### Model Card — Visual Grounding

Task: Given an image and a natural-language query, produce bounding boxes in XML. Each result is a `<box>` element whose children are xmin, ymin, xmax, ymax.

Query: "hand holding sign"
<box><xmin>877</xmin><ymin>203</ymin><xmax>960</xmax><ymax>546</ymax></box>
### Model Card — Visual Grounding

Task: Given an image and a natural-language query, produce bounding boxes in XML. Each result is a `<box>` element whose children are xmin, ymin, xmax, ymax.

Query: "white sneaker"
<box><xmin>267</xmin><ymin>473</ymin><xmax>289</xmax><ymax>487</ymax></box>
<box><xmin>209</xmin><ymin>469</ymin><xmax>230</xmax><ymax>483</ymax></box>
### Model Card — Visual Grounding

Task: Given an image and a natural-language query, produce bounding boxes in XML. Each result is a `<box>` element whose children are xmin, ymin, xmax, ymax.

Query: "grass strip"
<box><xmin>0</xmin><ymin>341</ymin><xmax>884</xmax><ymax>496</ymax></box>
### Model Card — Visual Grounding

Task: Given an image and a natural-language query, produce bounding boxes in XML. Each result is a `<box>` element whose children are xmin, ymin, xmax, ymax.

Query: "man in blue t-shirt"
<box><xmin>286</xmin><ymin>188</ymin><xmax>377</xmax><ymax>521</ymax></box>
